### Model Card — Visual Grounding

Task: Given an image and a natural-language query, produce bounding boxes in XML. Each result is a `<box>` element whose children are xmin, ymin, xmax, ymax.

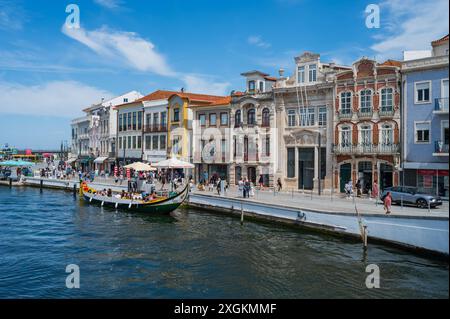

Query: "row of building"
<box><xmin>70</xmin><ymin>35</ymin><xmax>449</xmax><ymax>198</ymax></box>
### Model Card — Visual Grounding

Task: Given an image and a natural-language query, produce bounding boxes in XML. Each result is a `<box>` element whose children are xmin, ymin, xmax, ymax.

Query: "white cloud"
<box><xmin>248</xmin><ymin>36</ymin><xmax>271</xmax><ymax>49</ymax></box>
<box><xmin>93</xmin><ymin>0</ymin><xmax>123</xmax><ymax>10</ymax></box>
<box><xmin>0</xmin><ymin>81</ymin><xmax>113</xmax><ymax>118</ymax></box>
<box><xmin>181</xmin><ymin>74</ymin><xmax>231</xmax><ymax>96</ymax></box>
<box><xmin>370</xmin><ymin>0</ymin><xmax>449</xmax><ymax>60</ymax></box>
<box><xmin>62</xmin><ymin>25</ymin><xmax>176</xmax><ymax>77</ymax></box>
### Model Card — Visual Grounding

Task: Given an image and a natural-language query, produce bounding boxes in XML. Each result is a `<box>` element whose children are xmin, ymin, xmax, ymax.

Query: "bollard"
<box><xmin>240</xmin><ymin>203</ymin><xmax>244</xmax><ymax>225</ymax></box>
<box><xmin>310</xmin><ymin>189</ymin><xmax>313</xmax><ymax>200</ymax></box>
<box><xmin>363</xmin><ymin>226</ymin><xmax>368</xmax><ymax>249</ymax></box>
<box><xmin>401</xmin><ymin>195</ymin><xmax>403</xmax><ymax>210</ymax></box>
<box><xmin>428</xmin><ymin>201</ymin><xmax>431</xmax><ymax>213</ymax></box>
<box><xmin>273</xmin><ymin>187</ymin><xmax>276</xmax><ymax>196</ymax></box>
<box><xmin>73</xmin><ymin>184</ymin><xmax>77</xmax><ymax>196</ymax></box>
<box><xmin>9</xmin><ymin>177</ymin><xmax>12</xmax><ymax>188</ymax></box>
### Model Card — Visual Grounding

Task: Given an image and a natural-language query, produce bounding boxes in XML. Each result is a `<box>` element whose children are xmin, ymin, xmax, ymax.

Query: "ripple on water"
<box><xmin>0</xmin><ymin>186</ymin><xmax>448</xmax><ymax>299</ymax></box>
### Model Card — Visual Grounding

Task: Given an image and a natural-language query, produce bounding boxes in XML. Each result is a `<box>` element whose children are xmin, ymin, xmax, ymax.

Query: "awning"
<box><xmin>66</xmin><ymin>157</ymin><xmax>77</xmax><ymax>164</ymax></box>
<box><xmin>94</xmin><ymin>156</ymin><xmax>108</xmax><ymax>164</ymax></box>
<box><xmin>403</xmin><ymin>162</ymin><xmax>449</xmax><ymax>170</ymax></box>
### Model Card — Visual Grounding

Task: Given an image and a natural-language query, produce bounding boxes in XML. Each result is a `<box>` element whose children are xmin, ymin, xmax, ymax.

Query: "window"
<box><xmin>381</xmin><ymin>124</ymin><xmax>393</xmax><ymax>145</ymax></box>
<box><xmin>248</xmin><ymin>80</ymin><xmax>256</xmax><ymax>92</ymax></box>
<box><xmin>137</xmin><ymin>136</ymin><xmax>142</xmax><ymax>149</ymax></box>
<box><xmin>318</xmin><ymin>106</ymin><xmax>327</xmax><ymax>126</ymax></box>
<box><xmin>415</xmin><ymin>122</ymin><xmax>430</xmax><ymax>143</ymax></box>
<box><xmin>221</xmin><ymin>139</ymin><xmax>226</xmax><ymax>161</ymax></box>
<box><xmin>381</xmin><ymin>88</ymin><xmax>393</xmax><ymax>112</ymax></box>
<box><xmin>287</xmin><ymin>148</ymin><xmax>295</xmax><ymax>178</ymax></box>
<box><xmin>199</xmin><ymin>114</ymin><xmax>206</xmax><ymax>126</ymax></box>
<box><xmin>118</xmin><ymin>137</ymin><xmax>123</xmax><ymax>149</ymax></box>
<box><xmin>152</xmin><ymin>136</ymin><xmax>158</xmax><ymax>150</ymax></box>
<box><xmin>262</xmin><ymin>108</ymin><xmax>270</xmax><ymax>127</ymax></box>
<box><xmin>288</xmin><ymin>110</ymin><xmax>296</xmax><ymax>127</ymax></box>
<box><xmin>138</xmin><ymin>112</ymin><xmax>142</xmax><ymax>130</ymax></box>
<box><xmin>173</xmin><ymin>108</ymin><xmax>180</xmax><ymax>122</ymax></box>
<box><xmin>340</xmin><ymin>92</ymin><xmax>352</xmax><ymax>114</ymax></box>
<box><xmin>172</xmin><ymin>136</ymin><xmax>181</xmax><ymax>155</ymax></box>
<box><xmin>259</xmin><ymin>81</ymin><xmax>264</xmax><ymax>92</ymax></box>
<box><xmin>161</xmin><ymin>112</ymin><xmax>167</xmax><ymax>127</ymax></box>
<box><xmin>160</xmin><ymin>135</ymin><xmax>166</xmax><ymax>150</ymax></box>
<box><xmin>146</xmin><ymin>114</ymin><xmax>151</xmax><ymax>128</ymax></box>
<box><xmin>127</xmin><ymin>113</ymin><xmax>132</xmax><ymax>130</ymax></box>
<box><xmin>220</xmin><ymin>113</ymin><xmax>228</xmax><ymax>126</ymax></box>
<box><xmin>209</xmin><ymin>113</ymin><xmax>217</xmax><ymax>126</ymax></box>
<box><xmin>415</xmin><ymin>82</ymin><xmax>431</xmax><ymax>103</ymax></box>
<box><xmin>247</xmin><ymin>109</ymin><xmax>256</xmax><ymax>125</ymax></box>
<box><xmin>132</xmin><ymin>112</ymin><xmax>137</xmax><ymax>130</ymax></box>
<box><xmin>118</xmin><ymin>114</ymin><xmax>123</xmax><ymax>131</ymax></box>
<box><xmin>264</xmin><ymin>136</ymin><xmax>270</xmax><ymax>156</ymax></box>
<box><xmin>153</xmin><ymin>113</ymin><xmax>159</xmax><ymax>128</ymax></box>
<box><xmin>235</xmin><ymin>110</ymin><xmax>241</xmax><ymax>127</ymax></box>
<box><xmin>298</xmin><ymin>66</ymin><xmax>305</xmax><ymax>83</ymax></box>
<box><xmin>360</xmin><ymin>125</ymin><xmax>372</xmax><ymax>146</ymax></box>
<box><xmin>145</xmin><ymin>136</ymin><xmax>151</xmax><ymax>150</ymax></box>
<box><xmin>123</xmin><ymin>98</ymin><xmax>128</xmax><ymax>103</ymax></box>
<box><xmin>308</xmin><ymin>64</ymin><xmax>317</xmax><ymax>82</ymax></box>
<box><xmin>299</xmin><ymin>107</ymin><xmax>315</xmax><ymax>126</ymax></box>
<box><xmin>127</xmin><ymin>136</ymin><xmax>131</xmax><ymax>149</ymax></box>
<box><xmin>235</xmin><ymin>167</ymin><xmax>242</xmax><ymax>184</ymax></box>
<box><xmin>341</xmin><ymin>126</ymin><xmax>351</xmax><ymax>146</ymax></box>
<box><xmin>132</xmin><ymin>136</ymin><xmax>137</xmax><ymax>149</ymax></box>
<box><xmin>360</xmin><ymin>90</ymin><xmax>372</xmax><ymax>113</ymax></box>
<box><xmin>443</xmin><ymin>121</ymin><xmax>449</xmax><ymax>145</ymax></box>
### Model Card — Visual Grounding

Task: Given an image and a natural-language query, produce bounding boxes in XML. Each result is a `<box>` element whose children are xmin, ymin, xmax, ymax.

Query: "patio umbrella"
<box><xmin>123</xmin><ymin>162</ymin><xmax>156</xmax><ymax>171</ymax></box>
<box><xmin>153</xmin><ymin>157</ymin><xmax>195</xmax><ymax>169</ymax></box>
<box><xmin>0</xmin><ymin>160</ymin><xmax>35</xmax><ymax>167</ymax></box>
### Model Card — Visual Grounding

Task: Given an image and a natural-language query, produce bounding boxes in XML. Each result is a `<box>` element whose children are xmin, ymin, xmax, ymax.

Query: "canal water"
<box><xmin>0</xmin><ymin>186</ymin><xmax>448</xmax><ymax>299</ymax></box>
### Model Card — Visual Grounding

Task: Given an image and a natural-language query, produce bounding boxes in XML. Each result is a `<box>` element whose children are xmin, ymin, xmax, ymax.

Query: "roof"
<box><xmin>169</xmin><ymin>92</ymin><xmax>231</xmax><ymax>106</ymax></box>
<box><xmin>380</xmin><ymin>59</ymin><xmax>402</xmax><ymax>67</ymax></box>
<box><xmin>240</xmin><ymin>70</ymin><xmax>270</xmax><ymax>77</ymax></box>
<box><xmin>264</xmin><ymin>76</ymin><xmax>277</xmax><ymax>81</ymax></box>
<box><xmin>431</xmin><ymin>34</ymin><xmax>449</xmax><ymax>46</ymax></box>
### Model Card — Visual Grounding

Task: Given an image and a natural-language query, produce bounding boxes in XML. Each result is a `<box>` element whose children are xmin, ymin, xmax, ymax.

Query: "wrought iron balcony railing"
<box><xmin>333</xmin><ymin>143</ymin><xmax>400</xmax><ymax>155</ymax></box>
<box><xmin>435</xmin><ymin>98</ymin><xmax>449</xmax><ymax>113</ymax></box>
<box><xmin>434</xmin><ymin>141</ymin><xmax>449</xmax><ymax>154</ymax></box>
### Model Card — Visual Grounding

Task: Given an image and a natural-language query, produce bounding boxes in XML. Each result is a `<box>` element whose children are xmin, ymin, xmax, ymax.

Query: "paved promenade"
<box><xmin>191</xmin><ymin>187</ymin><xmax>449</xmax><ymax>218</ymax></box>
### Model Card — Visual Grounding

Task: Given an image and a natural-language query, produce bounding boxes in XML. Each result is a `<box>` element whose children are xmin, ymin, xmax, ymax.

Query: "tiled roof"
<box><xmin>432</xmin><ymin>34</ymin><xmax>449</xmax><ymax>46</ymax></box>
<box><xmin>264</xmin><ymin>76</ymin><xmax>277</xmax><ymax>81</ymax></box>
<box><xmin>380</xmin><ymin>59</ymin><xmax>402</xmax><ymax>67</ymax></box>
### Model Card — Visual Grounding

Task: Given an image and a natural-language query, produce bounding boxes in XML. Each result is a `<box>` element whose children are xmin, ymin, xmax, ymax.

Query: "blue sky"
<box><xmin>0</xmin><ymin>0</ymin><xmax>448</xmax><ymax>149</ymax></box>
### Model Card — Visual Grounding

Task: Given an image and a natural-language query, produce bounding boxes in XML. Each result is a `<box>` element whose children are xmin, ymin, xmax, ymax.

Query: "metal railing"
<box><xmin>338</xmin><ymin>111</ymin><xmax>352</xmax><ymax>119</ymax></box>
<box><xmin>144</xmin><ymin>125</ymin><xmax>168</xmax><ymax>133</ymax></box>
<box><xmin>434</xmin><ymin>141</ymin><xmax>449</xmax><ymax>154</ymax></box>
<box><xmin>379</xmin><ymin>109</ymin><xmax>395</xmax><ymax>117</ymax></box>
<box><xmin>435</xmin><ymin>98</ymin><xmax>449</xmax><ymax>112</ymax></box>
<box><xmin>358</xmin><ymin>110</ymin><xmax>373</xmax><ymax>119</ymax></box>
<box><xmin>333</xmin><ymin>143</ymin><xmax>400</xmax><ymax>155</ymax></box>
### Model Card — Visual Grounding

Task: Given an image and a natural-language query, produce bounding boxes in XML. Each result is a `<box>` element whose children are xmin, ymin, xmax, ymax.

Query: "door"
<box><xmin>247</xmin><ymin>167</ymin><xmax>256</xmax><ymax>184</ymax></box>
<box><xmin>380</xmin><ymin>164</ymin><xmax>393</xmax><ymax>191</ymax></box>
<box><xmin>298</xmin><ymin>148</ymin><xmax>314</xmax><ymax>190</ymax></box>
<box><xmin>340</xmin><ymin>163</ymin><xmax>352</xmax><ymax>193</ymax></box>
<box><xmin>443</xmin><ymin>79</ymin><xmax>449</xmax><ymax>110</ymax></box>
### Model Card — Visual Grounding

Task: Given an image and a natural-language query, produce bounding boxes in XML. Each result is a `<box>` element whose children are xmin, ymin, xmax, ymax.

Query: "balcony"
<box><xmin>434</xmin><ymin>98</ymin><xmax>449</xmax><ymax>113</ymax></box>
<box><xmin>358</xmin><ymin>110</ymin><xmax>373</xmax><ymax>119</ymax></box>
<box><xmin>433</xmin><ymin>141</ymin><xmax>449</xmax><ymax>156</ymax></box>
<box><xmin>144</xmin><ymin>124</ymin><xmax>167</xmax><ymax>133</ymax></box>
<box><xmin>379</xmin><ymin>109</ymin><xmax>395</xmax><ymax>117</ymax></box>
<box><xmin>333</xmin><ymin>143</ymin><xmax>400</xmax><ymax>155</ymax></box>
<box><xmin>338</xmin><ymin>110</ymin><xmax>352</xmax><ymax>119</ymax></box>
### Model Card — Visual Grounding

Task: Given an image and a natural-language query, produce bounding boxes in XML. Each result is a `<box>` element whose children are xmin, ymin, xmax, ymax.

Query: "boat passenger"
<box><xmin>107</xmin><ymin>189</ymin><xmax>112</xmax><ymax>197</ymax></box>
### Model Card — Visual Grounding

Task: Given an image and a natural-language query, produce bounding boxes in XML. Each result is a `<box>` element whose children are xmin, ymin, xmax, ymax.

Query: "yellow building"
<box><xmin>167</xmin><ymin>92</ymin><xmax>230</xmax><ymax>162</ymax></box>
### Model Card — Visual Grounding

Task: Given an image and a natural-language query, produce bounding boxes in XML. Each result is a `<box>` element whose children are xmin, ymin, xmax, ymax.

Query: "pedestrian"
<box><xmin>216</xmin><ymin>177</ymin><xmax>221</xmax><ymax>195</ymax></box>
<box><xmin>277</xmin><ymin>178</ymin><xmax>282</xmax><ymax>192</ymax></box>
<box><xmin>258</xmin><ymin>174</ymin><xmax>264</xmax><ymax>190</ymax></box>
<box><xmin>372</xmin><ymin>181</ymin><xmax>379</xmax><ymax>199</ymax></box>
<box><xmin>238</xmin><ymin>178</ymin><xmax>244</xmax><ymax>198</ymax></box>
<box><xmin>244</xmin><ymin>178</ymin><xmax>251</xmax><ymax>198</ymax></box>
<box><xmin>384</xmin><ymin>191</ymin><xmax>392</xmax><ymax>214</ymax></box>
<box><xmin>355</xmin><ymin>179</ymin><xmax>361</xmax><ymax>197</ymax></box>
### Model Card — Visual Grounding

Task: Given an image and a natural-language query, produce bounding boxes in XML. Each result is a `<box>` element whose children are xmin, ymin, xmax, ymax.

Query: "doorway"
<box><xmin>340</xmin><ymin>163</ymin><xmax>351</xmax><ymax>192</ymax></box>
<box><xmin>358</xmin><ymin>161</ymin><xmax>373</xmax><ymax>194</ymax></box>
<box><xmin>298</xmin><ymin>148</ymin><xmax>314</xmax><ymax>190</ymax></box>
<box><xmin>380</xmin><ymin>163</ymin><xmax>393</xmax><ymax>191</ymax></box>
<box><xmin>247</xmin><ymin>167</ymin><xmax>256</xmax><ymax>184</ymax></box>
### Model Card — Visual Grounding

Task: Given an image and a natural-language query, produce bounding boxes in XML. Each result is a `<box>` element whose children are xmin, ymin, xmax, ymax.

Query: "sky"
<box><xmin>0</xmin><ymin>0</ymin><xmax>448</xmax><ymax>149</ymax></box>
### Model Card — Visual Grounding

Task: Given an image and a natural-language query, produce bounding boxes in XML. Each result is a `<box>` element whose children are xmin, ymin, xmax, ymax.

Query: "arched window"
<box><xmin>235</xmin><ymin>110</ymin><xmax>241</xmax><ymax>128</ymax></box>
<box><xmin>360</xmin><ymin>90</ymin><xmax>372</xmax><ymax>113</ymax></box>
<box><xmin>381</xmin><ymin>123</ymin><xmax>393</xmax><ymax>145</ymax></box>
<box><xmin>248</xmin><ymin>109</ymin><xmax>256</xmax><ymax>125</ymax></box>
<box><xmin>340</xmin><ymin>126</ymin><xmax>351</xmax><ymax>146</ymax></box>
<box><xmin>381</xmin><ymin>88</ymin><xmax>393</xmax><ymax>112</ymax></box>
<box><xmin>262</xmin><ymin>108</ymin><xmax>270</xmax><ymax>127</ymax></box>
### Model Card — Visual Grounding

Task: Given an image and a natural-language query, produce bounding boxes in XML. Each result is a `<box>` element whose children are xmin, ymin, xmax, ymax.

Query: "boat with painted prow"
<box><xmin>80</xmin><ymin>181</ymin><xmax>189</xmax><ymax>214</ymax></box>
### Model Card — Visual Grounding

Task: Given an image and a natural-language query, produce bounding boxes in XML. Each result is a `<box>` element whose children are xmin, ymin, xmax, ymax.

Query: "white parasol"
<box><xmin>123</xmin><ymin>162</ymin><xmax>157</xmax><ymax>171</ymax></box>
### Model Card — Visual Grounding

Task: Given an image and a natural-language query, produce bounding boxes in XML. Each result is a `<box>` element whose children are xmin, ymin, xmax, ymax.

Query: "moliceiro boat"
<box><xmin>80</xmin><ymin>182</ymin><xmax>189</xmax><ymax>214</ymax></box>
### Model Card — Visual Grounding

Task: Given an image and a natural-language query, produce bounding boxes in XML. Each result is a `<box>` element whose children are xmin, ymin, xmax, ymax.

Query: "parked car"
<box><xmin>381</xmin><ymin>186</ymin><xmax>443</xmax><ymax>209</ymax></box>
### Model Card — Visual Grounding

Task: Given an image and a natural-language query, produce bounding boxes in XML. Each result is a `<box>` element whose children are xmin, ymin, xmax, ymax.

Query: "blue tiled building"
<box><xmin>401</xmin><ymin>35</ymin><xmax>449</xmax><ymax>199</ymax></box>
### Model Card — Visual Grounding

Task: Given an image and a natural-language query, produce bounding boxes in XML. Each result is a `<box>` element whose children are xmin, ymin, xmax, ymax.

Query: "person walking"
<box><xmin>372</xmin><ymin>181</ymin><xmax>379</xmax><ymax>200</ymax></box>
<box><xmin>355</xmin><ymin>179</ymin><xmax>362</xmax><ymax>197</ymax></box>
<box><xmin>258</xmin><ymin>174</ymin><xmax>264</xmax><ymax>190</ymax></box>
<box><xmin>238</xmin><ymin>178</ymin><xmax>244</xmax><ymax>198</ymax></box>
<box><xmin>244</xmin><ymin>178</ymin><xmax>251</xmax><ymax>198</ymax></box>
<box><xmin>277</xmin><ymin>178</ymin><xmax>282</xmax><ymax>192</ymax></box>
<box><xmin>384</xmin><ymin>191</ymin><xmax>392</xmax><ymax>215</ymax></box>
<box><xmin>216</xmin><ymin>177</ymin><xmax>221</xmax><ymax>195</ymax></box>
